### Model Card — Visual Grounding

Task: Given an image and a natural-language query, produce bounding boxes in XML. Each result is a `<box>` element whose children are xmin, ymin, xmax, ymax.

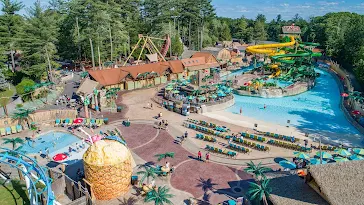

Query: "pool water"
<box><xmin>227</xmin><ymin>68</ymin><xmax>363</xmax><ymax>147</ymax></box>
<box><xmin>264</xmin><ymin>78</ymin><xmax>293</xmax><ymax>88</ymax></box>
<box><xmin>20</xmin><ymin>132</ymin><xmax>81</xmax><ymax>154</ymax></box>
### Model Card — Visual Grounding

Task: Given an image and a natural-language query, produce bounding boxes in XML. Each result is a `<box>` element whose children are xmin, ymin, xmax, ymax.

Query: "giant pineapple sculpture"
<box><xmin>83</xmin><ymin>139</ymin><xmax>133</xmax><ymax>200</ymax></box>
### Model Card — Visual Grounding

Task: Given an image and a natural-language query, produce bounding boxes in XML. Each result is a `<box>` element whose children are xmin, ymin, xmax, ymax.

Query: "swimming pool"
<box><xmin>20</xmin><ymin>132</ymin><xmax>81</xmax><ymax>154</ymax></box>
<box><xmin>226</xmin><ymin>68</ymin><xmax>363</xmax><ymax>147</ymax></box>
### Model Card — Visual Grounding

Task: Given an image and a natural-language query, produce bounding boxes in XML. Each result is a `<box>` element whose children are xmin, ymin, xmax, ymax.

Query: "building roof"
<box><xmin>161</xmin><ymin>60</ymin><xmax>184</xmax><ymax>73</ymax></box>
<box><xmin>309</xmin><ymin>160</ymin><xmax>364</xmax><ymax>205</ymax></box>
<box><xmin>266</xmin><ymin>171</ymin><xmax>329</xmax><ymax>205</ymax></box>
<box><xmin>76</xmin><ymin>78</ymin><xmax>101</xmax><ymax>95</ymax></box>
<box><xmin>191</xmin><ymin>52</ymin><xmax>219</xmax><ymax>64</ymax></box>
<box><xmin>88</xmin><ymin>68</ymin><xmax>130</xmax><ymax>86</ymax></box>
<box><xmin>181</xmin><ymin>57</ymin><xmax>205</xmax><ymax>67</ymax></box>
<box><xmin>120</xmin><ymin>63</ymin><xmax>170</xmax><ymax>79</ymax></box>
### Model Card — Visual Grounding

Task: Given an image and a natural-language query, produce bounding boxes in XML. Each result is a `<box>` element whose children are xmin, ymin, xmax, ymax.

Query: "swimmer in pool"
<box><xmin>52</xmin><ymin>141</ymin><xmax>56</xmax><ymax>147</ymax></box>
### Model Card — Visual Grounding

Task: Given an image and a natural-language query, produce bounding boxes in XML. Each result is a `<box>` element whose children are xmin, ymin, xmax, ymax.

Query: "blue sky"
<box><xmin>14</xmin><ymin>0</ymin><xmax>364</xmax><ymax>20</ymax></box>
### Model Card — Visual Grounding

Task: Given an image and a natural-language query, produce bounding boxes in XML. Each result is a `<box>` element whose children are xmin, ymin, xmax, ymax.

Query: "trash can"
<box><xmin>131</xmin><ymin>176</ymin><xmax>138</xmax><ymax>185</ymax></box>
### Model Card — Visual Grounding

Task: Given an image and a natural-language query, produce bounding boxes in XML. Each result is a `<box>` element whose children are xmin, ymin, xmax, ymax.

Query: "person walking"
<box><xmin>239</xmin><ymin>107</ymin><xmax>242</xmax><ymax>115</ymax></box>
<box><xmin>150</xmin><ymin>102</ymin><xmax>153</xmax><ymax>109</ymax></box>
<box><xmin>205</xmin><ymin>152</ymin><xmax>210</xmax><ymax>163</ymax></box>
<box><xmin>198</xmin><ymin>151</ymin><xmax>202</xmax><ymax>161</ymax></box>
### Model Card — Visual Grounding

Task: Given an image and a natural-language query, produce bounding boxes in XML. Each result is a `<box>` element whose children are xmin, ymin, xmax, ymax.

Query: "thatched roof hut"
<box><xmin>308</xmin><ymin>160</ymin><xmax>364</xmax><ymax>205</ymax></box>
<box><xmin>266</xmin><ymin>171</ymin><xmax>328</xmax><ymax>205</ymax></box>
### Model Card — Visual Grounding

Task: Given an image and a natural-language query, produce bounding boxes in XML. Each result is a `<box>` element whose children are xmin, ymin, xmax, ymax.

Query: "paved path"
<box><xmin>112</xmin><ymin>122</ymin><xmax>262</xmax><ymax>204</ymax></box>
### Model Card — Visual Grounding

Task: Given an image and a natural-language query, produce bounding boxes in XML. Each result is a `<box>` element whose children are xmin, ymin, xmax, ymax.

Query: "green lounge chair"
<box><xmin>5</xmin><ymin>127</ymin><xmax>11</xmax><ymax>135</ymax></box>
<box><xmin>0</xmin><ymin>128</ymin><xmax>5</xmax><ymax>136</ymax></box>
<box><xmin>11</xmin><ymin>126</ymin><xmax>16</xmax><ymax>134</ymax></box>
<box><xmin>68</xmin><ymin>119</ymin><xmax>73</xmax><ymax>126</ymax></box>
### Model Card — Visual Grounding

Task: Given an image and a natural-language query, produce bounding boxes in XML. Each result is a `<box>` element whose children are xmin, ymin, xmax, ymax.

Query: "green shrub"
<box><xmin>16</xmin><ymin>104</ymin><xmax>23</xmax><ymax>108</ymax></box>
<box><xmin>16</xmin><ymin>78</ymin><xmax>35</xmax><ymax>101</ymax></box>
<box><xmin>16</xmin><ymin>78</ymin><xmax>35</xmax><ymax>95</ymax></box>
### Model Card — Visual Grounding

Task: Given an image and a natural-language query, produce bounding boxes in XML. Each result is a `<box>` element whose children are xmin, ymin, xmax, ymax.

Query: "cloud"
<box><xmin>280</xmin><ymin>3</ymin><xmax>290</xmax><ymax>7</ymax></box>
<box><xmin>318</xmin><ymin>1</ymin><xmax>340</xmax><ymax>6</ymax></box>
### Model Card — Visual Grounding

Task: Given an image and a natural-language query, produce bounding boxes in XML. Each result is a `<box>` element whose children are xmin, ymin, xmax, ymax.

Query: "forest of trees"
<box><xmin>0</xmin><ymin>0</ymin><xmax>364</xmax><ymax>85</ymax></box>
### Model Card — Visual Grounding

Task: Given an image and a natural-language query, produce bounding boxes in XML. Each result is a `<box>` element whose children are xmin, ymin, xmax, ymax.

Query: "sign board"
<box><xmin>282</xmin><ymin>25</ymin><xmax>301</xmax><ymax>34</ymax></box>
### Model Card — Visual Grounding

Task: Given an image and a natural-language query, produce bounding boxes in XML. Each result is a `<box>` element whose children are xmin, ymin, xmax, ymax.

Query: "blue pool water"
<box><xmin>265</xmin><ymin>78</ymin><xmax>293</xmax><ymax>88</ymax></box>
<box><xmin>227</xmin><ymin>68</ymin><xmax>363</xmax><ymax>146</ymax></box>
<box><xmin>20</xmin><ymin>132</ymin><xmax>81</xmax><ymax>154</ymax></box>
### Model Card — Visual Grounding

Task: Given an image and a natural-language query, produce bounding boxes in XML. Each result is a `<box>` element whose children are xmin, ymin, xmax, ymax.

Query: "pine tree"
<box><xmin>0</xmin><ymin>0</ymin><xmax>24</xmax><ymax>72</ymax></box>
<box><xmin>20</xmin><ymin>0</ymin><xmax>59</xmax><ymax>81</ymax></box>
<box><xmin>171</xmin><ymin>33</ymin><xmax>183</xmax><ymax>57</ymax></box>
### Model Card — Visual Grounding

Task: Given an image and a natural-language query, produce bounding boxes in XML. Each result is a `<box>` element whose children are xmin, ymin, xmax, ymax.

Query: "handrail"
<box><xmin>0</xmin><ymin>148</ymin><xmax>54</xmax><ymax>205</ymax></box>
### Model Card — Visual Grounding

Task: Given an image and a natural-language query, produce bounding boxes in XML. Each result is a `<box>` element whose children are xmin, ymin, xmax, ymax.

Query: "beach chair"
<box><xmin>90</xmin><ymin>119</ymin><xmax>96</xmax><ymax>127</ymax></box>
<box><xmin>218</xmin><ymin>149</ymin><xmax>223</xmax><ymax>154</ymax></box>
<box><xmin>11</xmin><ymin>126</ymin><xmax>16</xmax><ymax>134</ymax></box>
<box><xmin>5</xmin><ymin>127</ymin><xmax>11</xmax><ymax>135</ymax></box>
<box><xmin>206</xmin><ymin>145</ymin><xmax>210</xmax><ymax>150</ymax></box>
<box><xmin>68</xmin><ymin>119</ymin><xmax>73</xmax><ymax>126</ymax></box>
<box><xmin>0</xmin><ymin>128</ymin><xmax>5</xmax><ymax>136</ymax></box>
<box><xmin>55</xmin><ymin>119</ymin><xmax>61</xmax><ymax>126</ymax></box>
<box><xmin>223</xmin><ymin>149</ymin><xmax>228</xmax><ymax>155</ymax></box>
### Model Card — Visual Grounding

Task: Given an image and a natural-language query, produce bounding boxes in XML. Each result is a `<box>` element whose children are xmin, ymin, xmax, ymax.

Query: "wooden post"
<box><xmin>89</xmin><ymin>38</ymin><xmax>95</xmax><ymax>69</ymax></box>
<box><xmin>76</xmin><ymin>17</ymin><xmax>83</xmax><ymax>71</ymax></box>
<box><xmin>169</xmin><ymin>22</ymin><xmax>172</xmax><ymax>57</ymax></box>
<box><xmin>109</xmin><ymin>24</ymin><xmax>113</xmax><ymax>63</ymax></box>
<box><xmin>189</xmin><ymin>19</ymin><xmax>191</xmax><ymax>49</ymax></box>
<box><xmin>45</xmin><ymin>47</ymin><xmax>53</xmax><ymax>83</ymax></box>
<box><xmin>97</xmin><ymin>45</ymin><xmax>102</xmax><ymax>70</ymax></box>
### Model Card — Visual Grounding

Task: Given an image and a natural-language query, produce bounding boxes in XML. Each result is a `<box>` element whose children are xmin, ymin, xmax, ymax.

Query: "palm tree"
<box><xmin>137</xmin><ymin>166</ymin><xmax>157</xmax><ymax>185</ymax></box>
<box><xmin>154</xmin><ymin>152</ymin><xmax>175</xmax><ymax>162</ymax></box>
<box><xmin>11</xmin><ymin>108</ymin><xmax>34</xmax><ymax>129</ymax></box>
<box><xmin>144</xmin><ymin>186</ymin><xmax>174</xmax><ymax>205</ymax></box>
<box><xmin>247</xmin><ymin>179</ymin><xmax>272</xmax><ymax>205</ymax></box>
<box><xmin>2</xmin><ymin>137</ymin><xmax>24</xmax><ymax>150</ymax></box>
<box><xmin>244</xmin><ymin>161</ymin><xmax>272</xmax><ymax>181</ymax></box>
<box><xmin>119</xmin><ymin>197</ymin><xmax>137</xmax><ymax>205</ymax></box>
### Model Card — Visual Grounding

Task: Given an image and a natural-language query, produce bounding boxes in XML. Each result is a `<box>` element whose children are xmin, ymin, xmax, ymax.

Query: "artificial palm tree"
<box><xmin>2</xmin><ymin>137</ymin><xmax>24</xmax><ymax>150</ymax></box>
<box><xmin>154</xmin><ymin>152</ymin><xmax>175</xmax><ymax>162</ymax></box>
<box><xmin>144</xmin><ymin>186</ymin><xmax>174</xmax><ymax>205</ymax></box>
<box><xmin>11</xmin><ymin>108</ymin><xmax>34</xmax><ymax>129</ymax></box>
<box><xmin>137</xmin><ymin>166</ymin><xmax>157</xmax><ymax>185</ymax></box>
<box><xmin>247</xmin><ymin>179</ymin><xmax>272</xmax><ymax>205</ymax></box>
<box><xmin>244</xmin><ymin>161</ymin><xmax>272</xmax><ymax>181</ymax></box>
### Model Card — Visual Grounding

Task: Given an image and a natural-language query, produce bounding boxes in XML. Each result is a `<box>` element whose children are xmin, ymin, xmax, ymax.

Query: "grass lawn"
<box><xmin>0</xmin><ymin>180</ymin><xmax>30</xmax><ymax>205</ymax></box>
<box><xmin>0</xmin><ymin>85</ymin><xmax>16</xmax><ymax>106</ymax></box>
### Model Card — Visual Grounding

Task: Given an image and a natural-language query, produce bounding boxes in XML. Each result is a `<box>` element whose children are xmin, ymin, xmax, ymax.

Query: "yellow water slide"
<box><xmin>246</xmin><ymin>36</ymin><xmax>296</xmax><ymax>78</ymax></box>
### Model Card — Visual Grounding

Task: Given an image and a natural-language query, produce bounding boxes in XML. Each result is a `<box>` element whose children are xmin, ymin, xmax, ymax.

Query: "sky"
<box><xmin>14</xmin><ymin>0</ymin><xmax>364</xmax><ymax>20</ymax></box>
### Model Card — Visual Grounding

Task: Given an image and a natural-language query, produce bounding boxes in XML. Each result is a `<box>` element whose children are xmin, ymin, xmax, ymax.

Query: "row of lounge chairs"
<box><xmin>267</xmin><ymin>139</ymin><xmax>311</xmax><ymax>152</ymax></box>
<box><xmin>185</xmin><ymin>123</ymin><xmax>224</xmax><ymax>137</ymax></box>
<box><xmin>186</xmin><ymin>118</ymin><xmax>230</xmax><ymax>132</ymax></box>
<box><xmin>55</xmin><ymin>118</ymin><xmax>104</xmax><ymax>127</ymax></box>
<box><xmin>196</xmin><ymin>134</ymin><xmax>216</xmax><ymax>143</ymax></box>
<box><xmin>229</xmin><ymin>143</ymin><xmax>250</xmax><ymax>153</ymax></box>
<box><xmin>0</xmin><ymin>125</ymin><xmax>23</xmax><ymax>136</ymax></box>
<box><xmin>316</xmin><ymin>145</ymin><xmax>337</xmax><ymax>151</ymax></box>
<box><xmin>265</xmin><ymin>132</ymin><xmax>299</xmax><ymax>142</ymax></box>
<box><xmin>241</xmin><ymin>132</ymin><xmax>266</xmax><ymax>142</ymax></box>
<box><xmin>232</xmin><ymin>137</ymin><xmax>269</xmax><ymax>152</ymax></box>
<box><xmin>205</xmin><ymin>145</ymin><xmax>237</xmax><ymax>158</ymax></box>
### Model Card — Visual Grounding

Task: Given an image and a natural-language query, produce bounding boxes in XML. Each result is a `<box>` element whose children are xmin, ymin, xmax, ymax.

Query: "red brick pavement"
<box><xmin>116</xmin><ymin>124</ymin><xmax>158</xmax><ymax>149</ymax></box>
<box><xmin>133</xmin><ymin>130</ymin><xmax>193</xmax><ymax>166</ymax></box>
<box><xmin>170</xmin><ymin>160</ymin><xmax>238</xmax><ymax>199</ymax></box>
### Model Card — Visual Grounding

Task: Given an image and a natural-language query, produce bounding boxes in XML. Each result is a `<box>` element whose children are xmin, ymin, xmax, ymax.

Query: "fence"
<box><xmin>50</xmin><ymin>168</ymin><xmax>93</xmax><ymax>205</ymax></box>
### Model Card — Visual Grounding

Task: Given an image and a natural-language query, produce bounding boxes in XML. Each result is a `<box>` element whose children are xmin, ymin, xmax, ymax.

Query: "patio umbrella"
<box><xmin>293</xmin><ymin>152</ymin><xmax>310</xmax><ymax>160</ymax></box>
<box><xmin>310</xmin><ymin>158</ymin><xmax>327</xmax><ymax>165</ymax></box>
<box><xmin>225</xmin><ymin>88</ymin><xmax>233</xmax><ymax>93</ymax></box>
<box><xmin>334</xmin><ymin>156</ymin><xmax>349</xmax><ymax>162</ymax></box>
<box><xmin>187</xmin><ymin>96</ymin><xmax>195</xmax><ymax>100</ymax></box>
<box><xmin>279</xmin><ymin>160</ymin><xmax>296</xmax><ymax>169</ymax></box>
<box><xmin>165</xmin><ymin>86</ymin><xmax>173</xmax><ymax>91</ymax></box>
<box><xmin>315</xmin><ymin>151</ymin><xmax>333</xmax><ymax>159</ymax></box>
<box><xmin>53</xmin><ymin>153</ymin><xmax>68</xmax><ymax>162</ymax></box>
<box><xmin>341</xmin><ymin>93</ymin><xmax>349</xmax><ymax>97</ymax></box>
<box><xmin>352</xmin><ymin>110</ymin><xmax>361</xmax><ymax>115</ymax></box>
<box><xmin>210</xmin><ymin>94</ymin><xmax>217</xmax><ymax>99</ymax></box>
<box><xmin>335</xmin><ymin>148</ymin><xmax>352</xmax><ymax>157</ymax></box>
<box><xmin>349</xmin><ymin>155</ymin><xmax>364</xmax><ymax>161</ymax></box>
<box><xmin>353</xmin><ymin>148</ymin><xmax>364</xmax><ymax>155</ymax></box>
<box><xmin>172</xmin><ymin>90</ymin><xmax>180</xmax><ymax>94</ymax></box>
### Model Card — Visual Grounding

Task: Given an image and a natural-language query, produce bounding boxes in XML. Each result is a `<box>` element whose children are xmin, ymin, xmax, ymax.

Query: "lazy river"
<box><xmin>226</xmin><ymin>68</ymin><xmax>363</xmax><ymax>147</ymax></box>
